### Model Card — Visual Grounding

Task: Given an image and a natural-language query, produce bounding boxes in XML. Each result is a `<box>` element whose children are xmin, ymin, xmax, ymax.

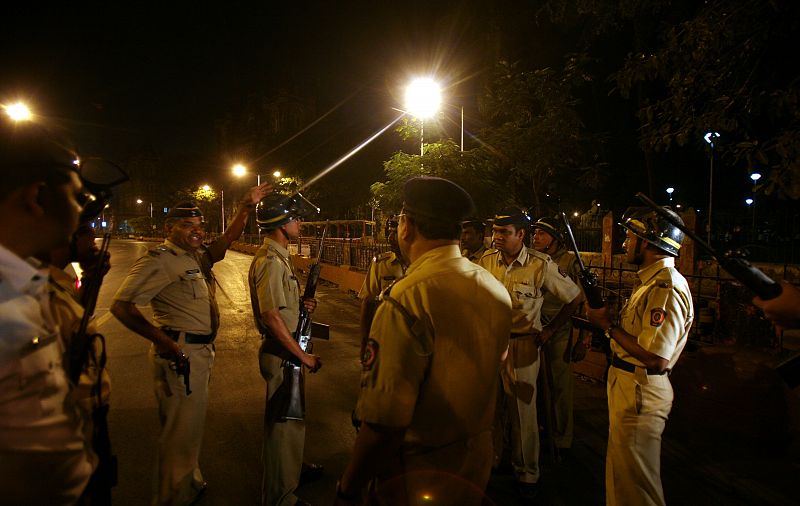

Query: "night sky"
<box><xmin>1</xmin><ymin>1</ymin><xmax>781</xmax><ymax>221</ymax></box>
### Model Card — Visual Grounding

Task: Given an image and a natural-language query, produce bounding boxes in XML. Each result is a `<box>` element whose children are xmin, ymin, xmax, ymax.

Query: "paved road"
<box><xmin>95</xmin><ymin>239</ymin><xmax>797</xmax><ymax>505</ymax></box>
<box><xmin>97</xmin><ymin>239</ymin><xmax>362</xmax><ymax>505</ymax></box>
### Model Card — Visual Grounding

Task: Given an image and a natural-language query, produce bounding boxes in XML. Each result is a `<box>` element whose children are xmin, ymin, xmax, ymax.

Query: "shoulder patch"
<box><xmin>361</xmin><ymin>339</ymin><xmax>379</xmax><ymax>371</ymax></box>
<box><xmin>650</xmin><ymin>308</ymin><xmax>666</xmax><ymax>327</ymax></box>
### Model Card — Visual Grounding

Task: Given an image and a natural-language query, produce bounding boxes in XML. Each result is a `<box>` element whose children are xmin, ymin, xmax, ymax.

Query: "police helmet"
<box><xmin>620</xmin><ymin>206</ymin><xmax>684</xmax><ymax>257</ymax></box>
<box><xmin>532</xmin><ymin>216</ymin><xmax>564</xmax><ymax>243</ymax></box>
<box><xmin>385</xmin><ymin>216</ymin><xmax>399</xmax><ymax>239</ymax></box>
<box><xmin>256</xmin><ymin>192</ymin><xmax>320</xmax><ymax>230</ymax></box>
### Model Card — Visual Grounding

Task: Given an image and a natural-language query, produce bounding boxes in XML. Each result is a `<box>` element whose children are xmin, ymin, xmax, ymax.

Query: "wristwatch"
<box><xmin>604</xmin><ymin>324</ymin><xmax>616</xmax><ymax>340</ymax></box>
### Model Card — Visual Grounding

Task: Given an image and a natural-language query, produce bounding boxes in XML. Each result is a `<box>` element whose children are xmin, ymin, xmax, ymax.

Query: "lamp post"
<box><xmin>666</xmin><ymin>187</ymin><xmax>674</xmax><ymax>202</ymax></box>
<box><xmin>704</xmin><ymin>131</ymin><xmax>721</xmax><ymax>244</ymax></box>
<box><xmin>201</xmin><ymin>185</ymin><xmax>225</xmax><ymax>233</ymax></box>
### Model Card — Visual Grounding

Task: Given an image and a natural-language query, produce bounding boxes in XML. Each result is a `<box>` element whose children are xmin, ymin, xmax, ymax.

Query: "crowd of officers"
<box><xmin>3</xmin><ymin>120</ymin><xmax>799</xmax><ymax>506</ymax></box>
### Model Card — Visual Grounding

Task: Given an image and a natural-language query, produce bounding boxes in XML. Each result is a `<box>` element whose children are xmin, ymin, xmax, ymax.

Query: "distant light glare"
<box><xmin>72</xmin><ymin>159</ymin><xmax>81</xmax><ymax>166</ymax></box>
<box><xmin>405</xmin><ymin>78</ymin><xmax>442</xmax><ymax>119</ymax></box>
<box><xmin>273</xmin><ymin>170</ymin><xmax>282</xmax><ymax>178</ymax></box>
<box><xmin>232</xmin><ymin>164</ymin><xmax>247</xmax><ymax>177</ymax></box>
<box><xmin>750</xmin><ymin>172</ymin><xmax>762</xmax><ymax>182</ymax></box>
<box><xmin>3</xmin><ymin>102</ymin><xmax>32</xmax><ymax>122</ymax></box>
<box><xmin>136</xmin><ymin>198</ymin><xmax>143</xmax><ymax>204</ymax></box>
<box><xmin>202</xmin><ymin>184</ymin><xmax>211</xmax><ymax>191</ymax></box>
<box><xmin>573</xmin><ymin>211</ymin><xmax>579</xmax><ymax>217</ymax></box>
<box><xmin>666</xmin><ymin>187</ymin><xmax>675</xmax><ymax>194</ymax></box>
<box><xmin>745</xmin><ymin>198</ymin><xmax>754</xmax><ymax>205</ymax></box>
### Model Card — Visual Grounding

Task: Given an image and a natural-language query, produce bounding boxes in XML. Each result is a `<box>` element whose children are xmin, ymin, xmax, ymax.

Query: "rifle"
<box><xmin>635</xmin><ymin>192</ymin><xmax>782</xmax><ymax>301</ymax></box>
<box><xmin>279</xmin><ymin>223</ymin><xmax>331</xmax><ymax>422</ymax></box>
<box><xmin>554</xmin><ymin>204</ymin><xmax>606</xmax><ymax>309</ymax></box>
<box><xmin>69</xmin><ymin>233</ymin><xmax>111</xmax><ymax>384</ymax></box>
<box><xmin>634</xmin><ymin>192</ymin><xmax>800</xmax><ymax>385</ymax></box>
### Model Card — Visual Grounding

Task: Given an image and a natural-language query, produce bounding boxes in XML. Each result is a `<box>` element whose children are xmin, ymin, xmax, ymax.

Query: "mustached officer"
<box><xmin>112</xmin><ymin>183</ymin><xmax>270</xmax><ymax>505</ymax></box>
<box><xmin>586</xmin><ymin>206</ymin><xmax>693</xmax><ymax>506</ymax></box>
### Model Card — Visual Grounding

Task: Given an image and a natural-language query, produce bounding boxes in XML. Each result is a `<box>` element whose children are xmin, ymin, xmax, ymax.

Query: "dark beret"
<box><xmin>166</xmin><ymin>201</ymin><xmax>203</xmax><ymax>219</ymax></box>
<box><xmin>494</xmin><ymin>206</ymin><xmax>530</xmax><ymax>227</ymax></box>
<box><xmin>403</xmin><ymin>177</ymin><xmax>475</xmax><ymax>222</ymax></box>
<box><xmin>0</xmin><ymin>121</ymin><xmax>77</xmax><ymax>176</ymax></box>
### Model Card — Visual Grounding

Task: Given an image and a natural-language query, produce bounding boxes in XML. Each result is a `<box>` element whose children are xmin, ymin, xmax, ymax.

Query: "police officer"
<box><xmin>357</xmin><ymin>215</ymin><xmax>407</xmax><ymax>359</ymax></box>
<box><xmin>248</xmin><ymin>193</ymin><xmax>322</xmax><ymax>506</ymax></box>
<box><xmin>460</xmin><ymin>217</ymin><xmax>487</xmax><ymax>262</ymax></box>
<box><xmin>0</xmin><ymin>120</ymin><xmax>95</xmax><ymax>504</ymax></box>
<box><xmin>111</xmin><ymin>184</ymin><xmax>270</xmax><ymax>506</ymax></box>
<box><xmin>336</xmin><ymin>177</ymin><xmax>512</xmax><ymax>506</ymax></box>
<box><xmin>531</xmin><ymin>216</ymin><xmax>590</xmax><ymax>457</ymax></box>
<box><xmin>586</xmin><ymin>206</ymin><xmax>694</xmax><ymax>506</ymax></box>
<box><xmin>478</xmin><ymin>207</ymin><xmax>583</xmax><ymax>499</ymax></box>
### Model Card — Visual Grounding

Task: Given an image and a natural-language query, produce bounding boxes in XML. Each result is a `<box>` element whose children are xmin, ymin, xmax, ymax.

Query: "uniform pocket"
<box><xmin>179</xmin><ymin>272</ymin><xmax>208</xmax><ymax>300</ymax></box>
<box><xmin>17</xmin><ymin>336</ymin><xmax>68</xmax><ymax>419</ymax></box>
<box><xmin>512</xmin><ymin>282</ymin><xmax>539</xmax><ymax>312</ymax></box>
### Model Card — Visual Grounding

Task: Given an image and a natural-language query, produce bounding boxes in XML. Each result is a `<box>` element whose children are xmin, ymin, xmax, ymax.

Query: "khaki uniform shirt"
<box><xmin>249</xmin><ymin>238</ymin><xmax>301</xmax><ymax>336</ymax></box>
<box><xmin>479</xmin><ymin>248</ymin><xmax>581</xmax><ymax>335</ymax></box>
<box><xmin>358</xmin><ymin>251</ymin><xmax>405</xmax><ymax>302</ymax></box>
<box><xmin>461</xmin><ymin>245</ymin><xmax>487</xmax><ymax>264</ymax></box>
<box><xmin>356</xmin><ymin>245</ymin><xmax>512</xmax><ymax>450</ymax></box>
<box><xmin>113</xmin><ymin>238</ymin><xmax>224</xmax><ymax>335</ymax></box>
<box><xmin>614</xmin><ymin>257</ymin><xmax>694</xmax><ymax>369</ymax></box>
<box><xmin>540</xmin><ymin>247</ymin><xmax>581</xmax><ymax>322</ymax></box>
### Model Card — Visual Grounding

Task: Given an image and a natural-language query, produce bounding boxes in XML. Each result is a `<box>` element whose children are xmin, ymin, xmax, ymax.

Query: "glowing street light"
<box><xmin>232</xmin><ymin>163</ymin><xmax>247</xmax><ymax>178</ymax></box>
<box><xmin>2</xmin><ymin>101</ymin><xmax>32</xmax><ymax>122</ymax></box>
<box><xmin>273</xmin><ymin>170</ymin><xmax>282</xmax><ymax>178</ymax></box>
<box><xmin>666</xmin><ymin>187</ymin><xmax>675</xmax><ymax>202</ymax></box>
<box><xmin>405</xmin><ymin>78</ymin><xmax>442</xmax><ymax>157</ymax></box>
<box><xmin>745</xmin><ymin>197</ymin><xmax>754</xmax><ymax>205</ymax></box>
<box><xmin>750</xmin><ymin>172</ymin><xmax>762</xmax><ymax>183</ymax></box>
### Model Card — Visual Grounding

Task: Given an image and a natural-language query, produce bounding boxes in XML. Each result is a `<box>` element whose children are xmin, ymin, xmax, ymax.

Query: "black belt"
<box><xmin>611</xmin><ymin>354</ymin><xmax>668</xmax><ymax>376</ymax></box>
<box><xmin>162</xmin><ymin>328</ymin><xmax>215</xmax><ymax>345</ymax></box>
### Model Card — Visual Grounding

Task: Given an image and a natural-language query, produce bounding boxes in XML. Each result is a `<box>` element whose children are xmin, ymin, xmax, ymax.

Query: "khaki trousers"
<box><xmin>500</xmin><ymin>336</ymin><xmax>541</xmax><ymax>484</ymax></box>
<box><xmin>260</xmin><ymin>353</ymin><xmax>305</xmax><ymax>506</ymax></box>
<box><xmin>542</xmin><ymin>324</ymin><xmax>575</xmax><ymax>448</ymax></box>
<box><xmin>606</xmin><ymin>366</ymin><xmax>673</xmax><ymax>506</ymax></box>
<box><xmin>150</xmin><ymin>343</ymin><xmax>214</xmax><ymax>506</ymax></box>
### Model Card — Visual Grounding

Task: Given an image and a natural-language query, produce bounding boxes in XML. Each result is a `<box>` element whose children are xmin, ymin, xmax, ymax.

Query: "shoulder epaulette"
<box><xmin>528</xmin><ymin>248</ymin><xmax>551</xmax><ymax>262</ymax></box>
<box><xmin>376</xmin><ymin>251</ymin><xmax>394</xmax><ymax>261</ymax></box>
<box><xmin>480</xmin><ymin>249</ymin><xmax>500</xmax><ymax>260</ymax></box>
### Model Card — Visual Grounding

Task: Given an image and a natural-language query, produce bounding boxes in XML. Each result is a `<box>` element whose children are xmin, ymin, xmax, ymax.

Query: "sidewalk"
<box><xmin>486</xmin><ymin>344</ymin><xmax>800</xmax><ymax>505</ymax></box>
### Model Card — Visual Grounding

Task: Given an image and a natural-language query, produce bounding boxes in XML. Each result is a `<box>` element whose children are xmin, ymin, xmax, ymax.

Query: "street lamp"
<box><xmin>666</xmin><ymin>187</ymin><xmax>675</xmax><ymax>202</ymax></box>
<box><xmin>2</xmin><ymin>101</ymin><xmax>32</xmax><ymax>122</ymax></box>
<box><xmin>273</xmin><ymin>170</ymin><xmax>282</xmax><ymax>178</ymax></box>
<box><xmin>704</xmin><ymin>131</ymin><xmax>721</xmax><ymax>244</ymax></box>
<box><xmin>750</xmin><ymin>172</ymin><xmax>761</xmax><ymax>184</ymax></box>
<box><xmin>232</xmin><ymin>163</ymin><xmax>247</xmax><ymax>178</ymax></box>
<box><xmin>405</xmin><ymin>77</ymin><xmax>442</xmax><ymax>156</ymax></box>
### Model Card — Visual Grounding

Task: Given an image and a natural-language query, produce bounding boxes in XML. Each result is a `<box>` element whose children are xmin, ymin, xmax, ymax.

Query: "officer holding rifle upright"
<box><xmin>248</xmin><ymin>193</ymin><xmax>323</xmax><ymax>506</ymax></box>
<box><xmin>111</xmin><ymin>183</ymin><xmax>270</xmax><ymax>506</ymax></box>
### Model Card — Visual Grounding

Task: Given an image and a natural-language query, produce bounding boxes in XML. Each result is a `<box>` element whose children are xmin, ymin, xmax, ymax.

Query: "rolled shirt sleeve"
<box><xmin>113</xmin><ymin>254</ymin><xmax>171</xmax><ymax>306</ymax></box>
<box><xmin>637</xmin><ymin>283</ymin><xmax>691</xmax><ymax>361</ymax></box>
<box><xmin>542</xmin><ymin>260</ymin><xmax>581</xmax><ymax>305</ymax></box>
<box><xmin>357</xmin><ymin>257</ymin><xmax>380</xmax><ymax>301</ymax></box>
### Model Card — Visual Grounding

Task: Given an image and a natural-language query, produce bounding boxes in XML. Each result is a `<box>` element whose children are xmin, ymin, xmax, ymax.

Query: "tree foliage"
<box><xmin>613</xmin><ymin>0</ymin><xmax>800</xmax><ymax>198</ymax></box>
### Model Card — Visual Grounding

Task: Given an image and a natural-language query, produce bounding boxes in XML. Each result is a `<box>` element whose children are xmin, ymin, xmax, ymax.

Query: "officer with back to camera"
<box><xmin>585</xmin><ymin>206</ymin><xmax>694</xmax><ymax>506</ymax></box>
<box><xmin>357</xmin><ymin>215</ymin><xmax>407</xmax><ymax>359</ymax></box>
<box><xmin>111</xmin><ymin>183</ymin><xmax>270</xmax><ymax>506</ymax></box>
<box><xmin>248</xmin><ymin>193</ymin><xmax>323</xmax><ymax>506</ymax></box>
<box><xmin>336</xmin><ymin>177</ymin><xmax>512</xmax><ymax>506</ymax></box>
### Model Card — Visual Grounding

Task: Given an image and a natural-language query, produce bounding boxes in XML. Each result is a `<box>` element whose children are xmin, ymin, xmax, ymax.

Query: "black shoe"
<box><xmin>518</xmin><ymin>482</ymin><xmax>539</xmax><ymax>500</ymax></box>
<box><xmin>299</xmin><ymin>462</ymin><xmax>324</xmax><ymax>486</ymax></box>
